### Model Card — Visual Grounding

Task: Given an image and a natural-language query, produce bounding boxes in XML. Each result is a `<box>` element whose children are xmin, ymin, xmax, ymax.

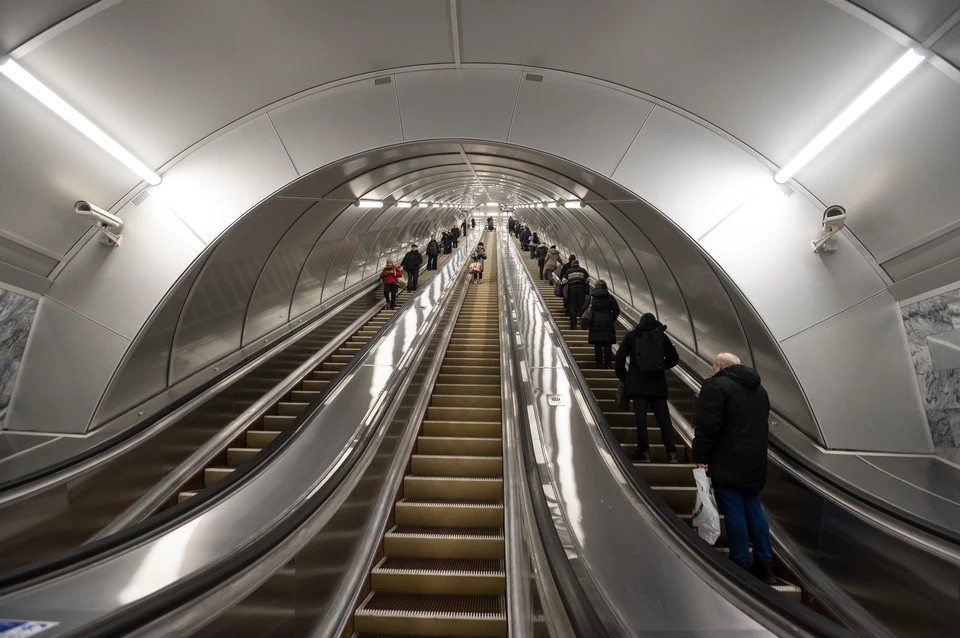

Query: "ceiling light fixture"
<box><xmin>547</xmin><ymin>202</ymin><xmax>557</xmax><ymax>208</ymax></box>
<box><xmin>396</xmin><ymin>202</ymin><xmax>412</xmax><ymax>209</ymax></box>
<box><xmin>487</xmin><ymin>202</ymin><xmax>499</xmax><ymax>206</ymax></box>
<box><xmin>565</xmin><ymin>200</ymin><xmax>582</xmax><ymax>208</ymax></box>
<box><xmin>537</xmin><ymin>203</ymin><xmax>545</xmax><ymax>208</ymax></box>
<box><xmin>0</xmin><ymin>58</ymin><xmax>163</xmax><ymax>186</ymax></box>
<box><xmin>774</xmin><ymin>48</ymin><xmax>925</xmax><ymax>184</ymax></box>
<box><xmin>356</xmin><ymin>199</ymin><xmax>383</xmax><ymax>208</ymax></box>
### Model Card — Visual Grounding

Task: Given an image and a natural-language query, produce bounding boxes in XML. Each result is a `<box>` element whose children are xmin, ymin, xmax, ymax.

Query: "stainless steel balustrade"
<box><xmin>0</xmin><ymin>233</ymin><xmax>481</xmax><ymax>637</ymax></box>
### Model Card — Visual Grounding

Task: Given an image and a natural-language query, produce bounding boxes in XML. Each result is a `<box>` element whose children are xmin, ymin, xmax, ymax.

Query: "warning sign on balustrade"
<box><xmin>0</xmin><ymin>619</ymin><xmax>59</xmax><ymax>638</ymax></box>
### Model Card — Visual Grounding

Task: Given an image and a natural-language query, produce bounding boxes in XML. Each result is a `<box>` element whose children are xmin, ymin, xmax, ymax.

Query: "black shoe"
<box><xmin>632</xmin><ymin>449</ymin><xmax>651</xmax><ymax>463</ymax></box>
<box><xmin>749</xmin><ymin>560</ymin><xmax>777</xmax><ymax>585</ymax></box>
<box><xmin>667</xmin><ymin>451</ymin><xmax>680</xmax><ymax>464</ymax></box>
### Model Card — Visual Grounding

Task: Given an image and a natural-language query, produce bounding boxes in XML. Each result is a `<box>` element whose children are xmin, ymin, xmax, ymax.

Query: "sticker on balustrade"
<box><xmin>0</xmin><ymin>620</ymin><xmax>59</xmax><ymax>638</ymax></box>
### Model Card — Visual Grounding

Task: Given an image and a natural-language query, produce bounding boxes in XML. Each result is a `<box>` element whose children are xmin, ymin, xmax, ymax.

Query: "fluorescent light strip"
<box><xmin>396</xmin><ymin>202</ymin><xmax>412</xmax><ymax>209</ymax></box>
<box><xmin>357</xmin><ymin>199</ymin><xmax>383</xmax><ymax>208</ymax></box>
<box><xmin>547</xmin><ymin>202</ymin><xmax>557</xmax><ymax>208</ymax></box>
<box><xmin>775</xmin><ymin>48</ymin><xmax>925</xmax><ymax>184</ymax></box>
<box><xmin>565</xmin><ymin>200</ymin><xmax>582</xmax><ymax>208</ymax></box>
<box><xmin>0</xmin><ymin>58</ymin><xmax>162</xmax><ymax>186</ymax></box>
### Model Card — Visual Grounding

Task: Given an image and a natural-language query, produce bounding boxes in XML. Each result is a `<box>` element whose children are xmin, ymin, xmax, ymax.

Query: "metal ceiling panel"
<box><xmin>700</xmin><ymin>183</ymin><xmax>885</xmax><ymax>341</ymax></box>
<box><xmin>320</xmin><ymin>205</ymin><xmax>385</xmax><ymax>301</ymax></box>
<box><xmin>781</xmin><ymin>291</ymin><xmax>931</xmax><ymax>452</ymax></box>
<box><xmin>290</xmin><ymin>206</ymin><xmax>356</xmax><ymax>318</ymax></box>
<box><xmin>508</xmin><ymin>73</ymin><xmax>654</xmax><ymax>176</ymax></box>
<box><xmin>152</xmin><ymin>115</ymin><xmax>297</xmax><ymax>244</ymax></box>
<box><xmin>933</xmin><ymin>21</ymin><xmax>960</xmax><ymax>67</ymax></box>
<box><xmin>460</xmin><ymin>0</ymin><xmax>902</xmax><ymax>165</ymax></box>
<box><xmin>0</xmin><ymin>0</ymin><xmax>100</xmax><ymax>54</ymax></box>
<box><xmin>269</xmin><ymin>78</ymin><xmax>403</xmax><ymax>176</ymax></box>
<box><xmin>170</xmin><ymin>199</ymin><xmax>310</xmax><ymax>383</ymax></box>
<box><xmin>17</xmin><ymin>0</ymin><xmax>451</xmax><ymax>167</ymax></box>
<box><xmin>5</xmin><ymin>298</ymin><xmax>129</xmax><ymax>433</ymax></box>
<box><xmin>395</xmin><ymin>69</ymin><xmax>520</xmax><ymax>141</ymax></box>
<box><xmin>796</xmin><ymin>65</ymin><xmax>960</xmax><ymax>262</ymax></box>
<box><xmin>612</xmin><ymin>107</ymin><xmax>771</xmax><ymax>241</ymax></box>
<box><xmin>882</xmin><ymin>226</ymin><xmax>960</xmax><ymax>281</ymax></box>
<box><xmin>849</xmin><ymin>0</ymin><xmax>960</xmax><ymax>41</ymax></box>
<box><xmin>0</xmin><ymin>78</ymin><xmax>134</xmax><ymax>256</ymax></box>
<box><xmin>47</xmin><ymin>195</ymin><xmax>204</xmax><ymax>339</ymax></box>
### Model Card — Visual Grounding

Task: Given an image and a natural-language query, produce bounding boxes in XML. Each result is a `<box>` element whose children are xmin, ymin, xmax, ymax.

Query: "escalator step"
<box><xmin>395</xmin><ymin>498</ymin><xmax>504</xmax><ymax>527</ymax></box>
<box><xmin>371</xmin><ymin>556</ymin><xmax>505</xmax><ymax>596</ymax></box>
<box><xmin>404</xmin><ymin>476</ymin><xmax>503</xmax><ymax>500</ymax></box>
<box><xmin>354</xmin><ymin>591</ymin><xmax>505</xmax><ymax>637</ymax></box>
<box><xmin>384</xmin><ymin>525</ymin><xmax>504</xmax><ymax>559</ymax></box>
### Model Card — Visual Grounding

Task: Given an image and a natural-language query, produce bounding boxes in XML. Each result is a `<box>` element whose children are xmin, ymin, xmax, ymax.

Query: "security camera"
<box><xmin>75</xmin><ymin>201</ymin><xmax>123</xmax><ymax>247</ymax></box>
<box><xmin>812</xmin><ymin>205</ymin><xmax>846</xmax><ymax>253</ymax></box>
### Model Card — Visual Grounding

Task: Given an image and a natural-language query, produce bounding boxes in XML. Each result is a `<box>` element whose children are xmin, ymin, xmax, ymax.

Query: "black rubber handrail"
<box><xmin>0</xmin><ymin>250</ymin><xmax>464</xmax><ymax>591</ymax></box>
<box><xmin>512</xmin><ymin>239</ymin><xmax>852</xmax><ymax>638</ymax></box>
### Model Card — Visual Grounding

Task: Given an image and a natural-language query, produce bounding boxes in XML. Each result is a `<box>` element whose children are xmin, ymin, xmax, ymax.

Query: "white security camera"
<box><xmin>75</xmin><ymin>201</ymin><xmax>123</xmax><ymax>247</ymax></box>
<box><xmin>812</xmin><ymin>205</ymin><xmax>846</xmax><ymax>253</ymax></box>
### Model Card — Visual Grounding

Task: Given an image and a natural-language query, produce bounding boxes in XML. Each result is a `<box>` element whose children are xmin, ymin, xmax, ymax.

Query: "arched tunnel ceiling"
<box><xmin>0</xmin><ymin>2</ymin><xmax>948</xmax><ymax>455</ymax></box>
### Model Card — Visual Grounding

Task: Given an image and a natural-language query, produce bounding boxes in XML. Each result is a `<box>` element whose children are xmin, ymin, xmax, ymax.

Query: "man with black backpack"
<box><xmin>400</xmin><ymin>244</ymin><xmax>423</xmax><ymax>292</ymax></box>
<box><xmin>615</xmin><ymin>313</ymin><xmax>680</xmax><ymax>463</ymax></box>
<box><xmin>425</xmin><ymin>234</ymin><xmax>440</xmax><ymax>270</ymax></box>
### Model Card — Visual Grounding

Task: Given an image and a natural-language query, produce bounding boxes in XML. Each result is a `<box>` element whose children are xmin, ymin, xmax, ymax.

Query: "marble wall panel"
<box><xmin>0</xmin><ymin>288</ymin><xmax>39</xmax><ymax>427</ymax></box>
<box><xmin>901</xmin><ymin>287</ymin><xmax>960</xmax><ymax>460</ymax></box>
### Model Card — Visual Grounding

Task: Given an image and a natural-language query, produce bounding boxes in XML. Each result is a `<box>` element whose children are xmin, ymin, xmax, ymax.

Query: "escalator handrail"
<box><xmin>510</xmin><ymin>238</ymin><xmax>852</xmax><ymax>638</ymax></box>
<box><xmin>499</xmin><ymin>234</ymin><xmax>615</xmax><ymax>637</ymax></box>
<box><xmin>4</xmin><ymin>234</ymin><xmax>482</xmax><ymax>638</ymax></box>
<box><xmin>0</xmin><ymin>243</ymin><xmax>472</xmax><ymax>592</ymax></box>
<box><xmin>0</xmin><ymin>275</ymin><xmax>385</xmax><ymax>499</ymax></box>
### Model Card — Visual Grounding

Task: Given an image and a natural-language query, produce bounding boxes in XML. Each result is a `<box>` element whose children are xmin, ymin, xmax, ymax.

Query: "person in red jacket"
<box><xmin>379</xmin><ymin>259</ymin><xmax>402</xmax><ymax>309</ymax></box>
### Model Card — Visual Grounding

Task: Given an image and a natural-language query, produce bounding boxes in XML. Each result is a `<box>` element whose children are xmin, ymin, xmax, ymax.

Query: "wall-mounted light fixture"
<box><xmin>356</xmin><ymin>199</ymin><xmax>383</xmax><ymax>208</ymax></box>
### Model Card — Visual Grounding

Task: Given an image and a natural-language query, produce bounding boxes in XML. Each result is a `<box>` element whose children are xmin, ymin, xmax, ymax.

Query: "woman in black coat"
<box><xmin>587</xmin><ymin>280</ymin><xmax>621</xmax><ymax>368</ymax></box>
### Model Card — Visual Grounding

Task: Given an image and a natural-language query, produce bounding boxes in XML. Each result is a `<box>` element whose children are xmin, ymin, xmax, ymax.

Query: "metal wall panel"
<box><xmin>780</xmin><ymin>291</ymin><xmax>932</xmax><ymax>452</ymax></box>
<box><xmin>0</xmin><ymin>79</ymin><xmax>134</xmax><ymax>256</ymax></box>
<box><xmin>320</xmin><ymin>205</ymin><xmax>384</xmax><ymax>301</ymax></box>
<box><xmin>6</xmin><ymin>299</ymin><xmax>129</xmax><ymax>433</ymax></box>
<box><xmin>347</xmin><ymin>205</ymin><xmax>400</xmax><ymax>288</ymax></box>
<box><xmin>623</xmin><ymin>200</ymin><xmax>748</xmax><ymax>362</ymax></box>
<box><xmin>796</xmin><ymin>64</ymin><xmax>960</xmax><ymax>262</ymax></box>
<box><xmin>94</xmin><ymin>257</ymin><xmax>208</xmax><ymax>425</ymax></box>
<box><xmin>18</xmin><ymin>0</ymin><xmax>452</xmax><ymax>167</ymax></box>
<box><xmin>170</xmin><ymin>199</ymin><xmax>310</xmax><ymax>382</ymax></box>
<box><xmin>152</xmin><ymin>115</ymin><xmax>298</xmax><ymax>243</ymax></box>
<box><xmin>934</xmin><ymin>21</ymin><xmax>960</xmax><ymax>67</ymax></box>
<box><xmin>612</xmin><ymin>107</ymin><xmax>771</xmax><ymax>241</ymax></box>
<box><xmin>243</xmin><ymin>201</ymin><xmax>342</xmax><ymax>345</ymax></box>
<box><xmin>508</xmin><ymin>73</ymin><xmax>654</xmax><ymax>176</ymax></box>
<box><xmin>269</xmin><ymin>77</ymin><xmax>403</xmax><ymax>175</ymax></box>
<box><xmin>47</xmin><ymin>195</ymin><xmax>204</xmax><ymax>340</ymax></box>
<box><xmin>289</xmin><ymin>206</ymin><xmax>355</xmax><ymax>318</ymax></box>
<box><xmin>460</xmin><ymin>0</ymin><xmax>902</xmax><ymax>165</ymax></box>
<box><xmin>699</xmin><ymin>183</ymin><xmax>885</xmax><ymax>341</ymax></box>
<box><xmin>395</xmin><ymin>69</ymin><xmax>521</xmax><ymax>141</ymax></box>
<box><xmin>0</xmin><ymin>235</ymin><xmax>58</xmax><ymax>278</ymax></box>
<box><xmin>850</xmin><ymin>0</ymin><xmax>960</xmax><ymax>43</ymax></box>
<box><xmin>882</xmin><ymin>225</ymin><xmax>960</xmax><ymax>282</ymax></box>
<box><xmin>580</xmin><ymin>203</ymin><xmax>650</xmax><ymax>310</ymax></box>
<box><xmin>603</xmin><ymin>203</ymin><xmax>694</xmax><ymax>348</ymax></box>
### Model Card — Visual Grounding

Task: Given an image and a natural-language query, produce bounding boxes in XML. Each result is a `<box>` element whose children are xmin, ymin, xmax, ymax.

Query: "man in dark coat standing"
<box><xmin>441</xmin><ymin>231</ymin><xmax>453</xmax><ymax>254</ymax></box>
<box><xmin>461</xmin><ymin>219</ymin><xmax>468</xmax><ymax>237</ymax></box>
<box><xmin>519</xmin><ymin>226</ymin><xmax>531</xmax><ymax>250</ymax></box>
<box><xmin>587</xmin><ymin>280</ymin><xmax>620</xmax><ymax>368</ymax></box>
<box><xmin>425</xmin><ymin>234</ymin><xmax>440</xmax><ymax>270</ymax></box>
<box><xmin>400</xmin><ymin>244</ymin><xmax>422</xmax><ymax>292</ymax></box>
<box><xmin>693</xmin><ymin>352</ymin><xmax>775</xmax><ymax>584</ymax></box>
<box><xmin>451</xmin><ymin>226</ymin><xmax>460</xmax><ymax>248</ymax></box>
<box><xmin>562</xmin><ymin>261</ymin><xmax>589</xmax><ymax>330</ymax></box>
<box><xmin>615</xmin><ymin>313</ymin><xmax>680</xmax><ymax>464</ymax></box>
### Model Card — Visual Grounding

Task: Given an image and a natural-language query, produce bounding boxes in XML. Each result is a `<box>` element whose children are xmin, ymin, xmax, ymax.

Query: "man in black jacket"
<box><xmin>426</xmin><ymin>235</ymin><xmax>440</xmax><ymax>270</ymax></box>
<box><xmin>400</xmin><ymin>244</ymin><xmax>422</xmax><ymax>292</ymax></box>
<box><xmin>562</xmin><ymin>260</ymin><xmax>589</xmax><ymax>330</ymax></box>
<box><xmin>693</xmin><ymin>353</ymin><xmax>775</xmax><ymax>585</ymax></box>
<box><xmin>615</xmin><ymin>313</ymin><xmax>680</xmax><ymax>464</ymax></box>
<box><xmin>519</xmin><ymin>226</ymin><xmax>531</xmax><ymax>250</ymax></box>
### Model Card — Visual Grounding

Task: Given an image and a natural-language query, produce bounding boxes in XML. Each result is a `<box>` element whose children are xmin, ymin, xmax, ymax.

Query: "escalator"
<box><xmin>175</xmin><ymin>260</ymin><xmax>449</xmax><ymax>505</ymax></box>
<box><xmin>353</xmin><ymin>233</ymin><xmax>506</xmax><ymax>637</ymax></box>
<box><xmin>516</xmin><ymin>239</ymin><xmax>805</xmax><ymax>605</ymax></box>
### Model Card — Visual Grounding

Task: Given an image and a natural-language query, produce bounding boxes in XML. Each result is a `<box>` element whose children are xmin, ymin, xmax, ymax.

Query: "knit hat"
<box><xmin>640</xmin><ymin>312</ymin><xmax>656</xmax><ymax>322</ymax></box>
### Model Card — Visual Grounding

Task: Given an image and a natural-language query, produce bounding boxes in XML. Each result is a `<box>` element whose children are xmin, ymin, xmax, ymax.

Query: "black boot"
<box><xmin>632</xmin><ymin>449</ymin><xmax>651</xmax><ymax>463</ymax></box>
<box><xmin>750</xmin><ymin>560</ymin><xmax>777</xmax><ymax>585</ymax></box>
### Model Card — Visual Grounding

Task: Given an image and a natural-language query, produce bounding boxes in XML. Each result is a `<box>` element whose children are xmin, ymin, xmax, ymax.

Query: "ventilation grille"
<box><xmin>374</xmin><ymin>76</ymin><xmax>393</xmax><ymax>86</ymax></box>
<box><xmin>132</xmin><ymin>191</ymin><xmax>150</xmax><ymax>206</ymax></box>
<box><xmin>777</xmin><ymin>183</ymin><xmax>795</xmax><ymax>197</ymax></box>
<box><xmin>525</xmin><ymin>73</ymin><xmax>544</xmax><ymax>82</ymax></box>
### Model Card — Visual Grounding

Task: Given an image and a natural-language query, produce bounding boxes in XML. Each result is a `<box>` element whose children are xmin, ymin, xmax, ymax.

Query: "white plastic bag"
<box><xmin>692</xmin><ymin>467</ymin><xmax>721</xmax><ymax>545</ymax></box>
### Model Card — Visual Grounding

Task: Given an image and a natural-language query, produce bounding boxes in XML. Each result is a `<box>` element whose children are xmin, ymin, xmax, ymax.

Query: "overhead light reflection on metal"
<box><xmin>774</xmin><ymin>48</ymin><xmax>925</xmax><ymax>184</ymax></box>
<box><xmin>0</xmin><ymin>57</ymin><xmax>162</xmax><ymax>186</ymax></box>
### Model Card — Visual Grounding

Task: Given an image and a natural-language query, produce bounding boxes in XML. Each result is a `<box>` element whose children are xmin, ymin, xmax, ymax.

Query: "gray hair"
<box><xmin>713</xmin><ymin>352</ymin><xmax>741</xmax><ymax>370</ymax></box>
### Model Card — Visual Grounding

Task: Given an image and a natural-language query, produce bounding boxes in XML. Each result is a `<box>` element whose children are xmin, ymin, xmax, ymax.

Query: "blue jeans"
<box><xmin>713</xmin><ymin>486</ymin><xmax>772</xmax><ymax>566</ymax></box>
<box><xmin>545</xmin><ymin>268</ymin><xmax>554</xmax><ymax>283</ymax></box>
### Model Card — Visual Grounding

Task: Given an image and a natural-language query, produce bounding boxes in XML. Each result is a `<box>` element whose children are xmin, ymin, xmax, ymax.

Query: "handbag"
<box><xmin>554</xmin><ymin>281</ymin><xmax>564</xmax><ymax>297</ymax></box>
<box><xmin>397</xmin><ymin>275</ymin><xmax>407</xmax><ymax>289</ymax></box>
<box><xmin>615</xmin><ymin>382</ymin><xmax>630</xmax><ymax>411</ymax></box>
<box><xmin>580</xmin><ymin>304</ymin><xmax>593</xmax><ymax>330</ymax></box>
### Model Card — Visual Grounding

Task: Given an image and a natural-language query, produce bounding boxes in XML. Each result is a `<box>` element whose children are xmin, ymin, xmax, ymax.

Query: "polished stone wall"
<box><xmin>0</xmin><ymin>288</ymin><xmax>38</xmax><ymax>427</ymax></box>
<box><xmin>901</xmin><ymin>287</ymin><xmax>960</xmax><ymax>463</ymax></box>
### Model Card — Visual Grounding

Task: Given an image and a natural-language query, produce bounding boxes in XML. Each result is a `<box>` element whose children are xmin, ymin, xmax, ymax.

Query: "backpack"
<box><xmin>634</xmin><ymin>329</ymin><xmax>666</xmax><ymax>373</ymax></box>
